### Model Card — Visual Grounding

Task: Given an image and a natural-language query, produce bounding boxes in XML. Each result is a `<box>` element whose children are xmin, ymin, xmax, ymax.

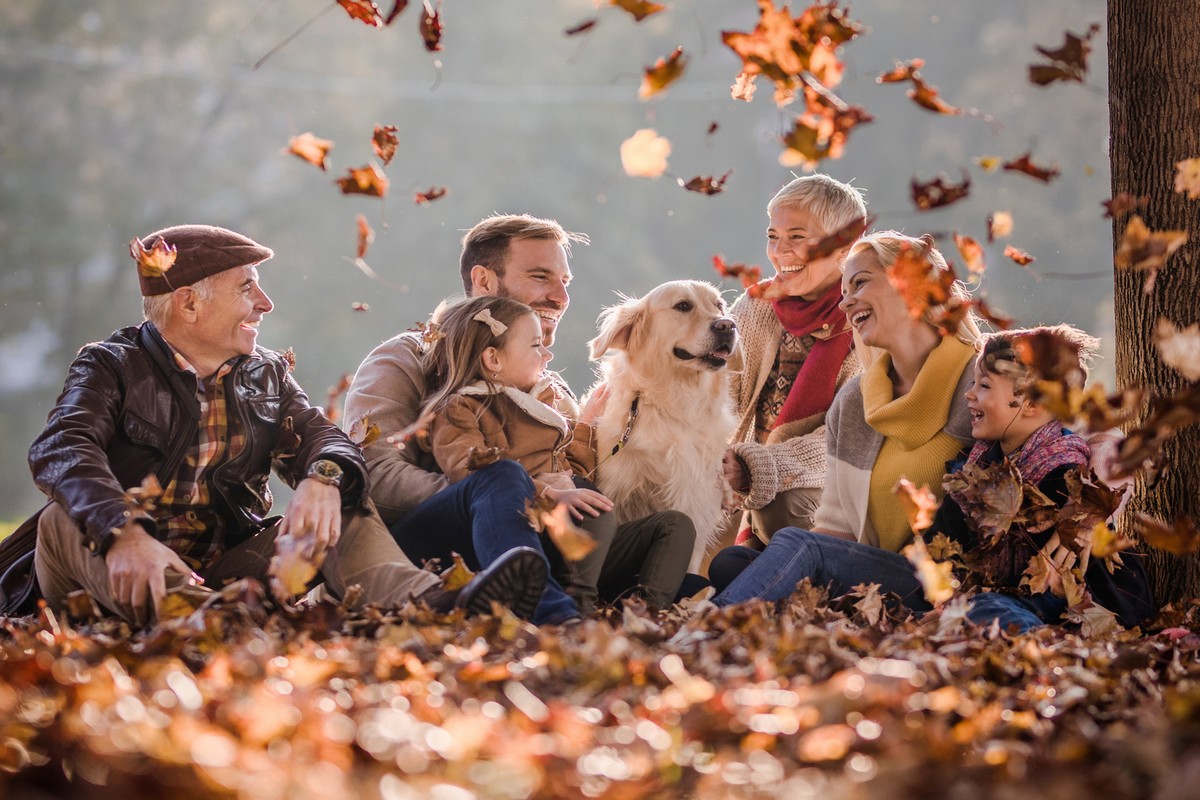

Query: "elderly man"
<box><xmin>0</xmin><ymin>224</ymin><xmax>545</xmax><ymax>624</ymax></box>
<box><xmin>345</xmin><ymin>214</ymin><xmax>696</xmax><ymax>625</ymax></box>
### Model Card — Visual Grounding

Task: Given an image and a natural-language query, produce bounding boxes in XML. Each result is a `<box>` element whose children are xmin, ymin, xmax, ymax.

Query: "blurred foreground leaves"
<box><xmin>3</xmin><ymin>581</ymin><xmax>1200</xmax><ymax>799</ymax></box>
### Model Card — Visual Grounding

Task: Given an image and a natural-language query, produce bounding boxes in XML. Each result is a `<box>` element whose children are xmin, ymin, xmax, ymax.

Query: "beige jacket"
<box><xmin>428</xmin><ymin>377</ymin><xmax>596</xmax><ymax>495</ymax></box>
<box><xmin>726</xmin><ymin>289</ymin><xmax>862</xmax><ymax>510</ymax></box>
<box><xmin>345</xmin><ymin>332</ymin><xmax>579</xmax><ymax>524</ymax></box>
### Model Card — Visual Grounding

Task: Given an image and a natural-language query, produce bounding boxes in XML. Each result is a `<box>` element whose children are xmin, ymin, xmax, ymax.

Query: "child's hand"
<box><xmin>543</xmin><ymin>486</ymin><xmax>614</xmax><ymax>519</ymax></box>
<box><xmin>580</xmin><ymin>383</ymin><xmax>610</xmax><ymax>426</ymax></box>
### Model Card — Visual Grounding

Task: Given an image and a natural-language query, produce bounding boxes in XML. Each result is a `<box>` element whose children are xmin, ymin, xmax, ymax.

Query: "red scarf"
<box><xmin>770</xmin><ymin>282</ymin><xmax>854</xmax><ymax>428</ymax></box>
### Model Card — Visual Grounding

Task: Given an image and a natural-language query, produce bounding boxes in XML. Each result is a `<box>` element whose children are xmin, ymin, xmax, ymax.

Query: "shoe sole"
<box><xmin>460</xmin><ymin>548</ymin><xmax>547</xmax><ymax>620</ymax></box>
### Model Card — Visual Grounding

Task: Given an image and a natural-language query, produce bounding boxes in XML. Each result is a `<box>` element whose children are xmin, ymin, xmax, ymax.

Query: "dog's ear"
<box><xmin>589</xmin><ymin>297</ymin><xmax>645</xmax><ymax>359</ymax></box>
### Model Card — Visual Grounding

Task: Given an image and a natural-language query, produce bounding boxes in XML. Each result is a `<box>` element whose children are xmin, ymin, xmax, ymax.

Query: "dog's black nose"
<box><xmin>711</xmin><ymin>318</ymin><xmax>735</xmax><ymax>334</ymax></box>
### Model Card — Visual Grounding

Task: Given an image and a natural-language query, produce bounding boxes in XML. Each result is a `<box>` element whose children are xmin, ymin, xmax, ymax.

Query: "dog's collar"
<box><xmin>609</xmin><ymin>394</ymin><xmax>640</xmax><ymax>456</ymax></box>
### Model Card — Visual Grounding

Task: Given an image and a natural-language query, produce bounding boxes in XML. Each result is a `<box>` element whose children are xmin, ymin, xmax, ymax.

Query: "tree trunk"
<box><xmin>1108</xmin><ymin>0</ymin><xmax>1200</xmax><ymax>605</ymax></box>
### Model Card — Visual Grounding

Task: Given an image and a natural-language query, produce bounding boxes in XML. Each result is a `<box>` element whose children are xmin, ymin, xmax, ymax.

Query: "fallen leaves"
<box><xmin>639</xmin><ymin>46</ymin><xmax>687</xmax><ymax>99</ymax></box>
<box><xmin>284</xmin><ymin>132</ymin><xmax>334</xmax><ymax>171</ymax></box>
<box><xmin>620</xmin><ymin>128</ymin><xmax>671</xmax><ymax>178</ymax></box>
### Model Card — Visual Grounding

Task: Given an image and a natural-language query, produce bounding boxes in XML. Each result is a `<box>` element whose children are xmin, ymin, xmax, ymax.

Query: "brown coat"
<box><xmin>428</xmin><ymin>377</ymin><xmax>596</xmax><ymax>495</ymax></box>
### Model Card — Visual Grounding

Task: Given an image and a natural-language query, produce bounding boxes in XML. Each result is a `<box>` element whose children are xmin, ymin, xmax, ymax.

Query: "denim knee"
<box><xmin>708</xmin><ymin>546</ymin><xmax>760</xmax><ymax>594</ymax></box>
<box><xmin>471</xmin><ymin>459</ymin><xmax>535</xmax><ymax>493</ymax></box>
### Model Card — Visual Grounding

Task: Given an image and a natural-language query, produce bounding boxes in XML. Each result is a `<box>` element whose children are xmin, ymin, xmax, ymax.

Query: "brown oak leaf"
<box><xmin>1029</xmin><ymin>23</ymin><xmax>1100</xmax><ymax>86</ymax></box>
<box><xmin>800</xmin><ymin>214</ymin><xmax>874</xmax><ymax>263</ymax></box>
<box><xmin>466</xmin><ymin>446</ymin><xmax>503</xmax><ymax>471</ymax></box>
<box><xmin>525</xmin><ymin>495</ymin><xmax>598</xmax><ymax>562</ymax></box>
<box><xmin>1115</xmin><ymin>215</ymin><xmax>1187</xmax><ymax>294</ymax></box>
<box><xmin>885</xmin><ymin>240</ymin><xmax>958</xmax><ymax>321</ymax></box>
<box><xmin>371</xmin><ymin>124</ymin><xmax>399</xmax><ymax>166</ymax></box>
<box><xmin>383</xmin><ymin>0</ymin><xmax>409</xmax><ymax>25</ymax></box>
<box><xmin>1004</xmin><ymin>244</ymin><xmax>1036</xmax><ymax>266</ymax></box>
<box><xmin>907</xmin><ymin>74</ymin><xmax>961</xmax><ymax>115</ymax></box>
<box><xmin>338</xmin><ymin>0</ymin><xmax>382</xmax><ymax>26</ymax></box>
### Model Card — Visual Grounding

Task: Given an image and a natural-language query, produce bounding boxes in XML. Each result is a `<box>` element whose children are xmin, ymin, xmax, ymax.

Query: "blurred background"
<box><xmin>0</xmin><ymin>0</ymin><xmax>1112</xmax><ymax>523</ymax></box>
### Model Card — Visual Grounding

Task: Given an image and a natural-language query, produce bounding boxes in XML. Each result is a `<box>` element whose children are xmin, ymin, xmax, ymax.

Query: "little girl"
<box><xmin>711</xmin><ymin>325</ymin><xmax>1154</xmax><ymax>632</ymax></box>
<box><xmin>422</xmin><ymin>295</ymin><xmax>693</xmax><ymax>617</ymax></box>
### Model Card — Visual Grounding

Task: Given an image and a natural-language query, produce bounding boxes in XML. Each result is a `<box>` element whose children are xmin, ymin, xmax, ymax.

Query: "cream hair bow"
<box><xmin>473</xmin><ymin>308</ymin><xmax>508</xmax><ymax>336</ymax></box>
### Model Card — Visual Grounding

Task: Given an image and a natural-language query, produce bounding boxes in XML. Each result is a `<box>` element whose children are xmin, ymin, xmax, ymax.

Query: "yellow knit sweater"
<box><xmin>863</xmin><ymin>337</ymin><xmax>976</xmax><ymax>552</ymax></box>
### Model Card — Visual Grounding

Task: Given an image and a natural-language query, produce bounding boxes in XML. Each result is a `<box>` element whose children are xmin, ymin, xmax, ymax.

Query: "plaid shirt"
<box><xmin>155</xmin><ymin>352</ymin><xmax>246</xmax><ymax>569</ymax></box>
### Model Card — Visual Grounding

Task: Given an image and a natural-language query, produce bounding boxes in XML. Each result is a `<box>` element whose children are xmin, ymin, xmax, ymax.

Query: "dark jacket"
<box><xmin>1</xmin><ymin>322</ymin><xmax>367</xmax><ymax>614</ymax></box>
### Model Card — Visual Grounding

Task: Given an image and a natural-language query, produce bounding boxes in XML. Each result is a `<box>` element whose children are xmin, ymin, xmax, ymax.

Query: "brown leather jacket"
<box><xmin>1</xmin><ymin>322</ymin><xmax>367</xmax><ymax>613</ymax></box>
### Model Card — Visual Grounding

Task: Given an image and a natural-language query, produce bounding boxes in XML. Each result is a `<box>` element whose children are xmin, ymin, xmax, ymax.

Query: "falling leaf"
<box><xmin>338</xmin><ymin>0</ymin><xmax>383</xmax><ymax>26</ymax></box>
<box><xmin>129</xmin><ymin>236</ymin><xmax>177</xmax><ymax>279</ymax></box>
<box><xmin>876</xmin><ymin>58</ymin><xmax>924</xmax><ymax>83</ymax></box>
<box><xmin>893</xmin><ymin>477</ymin><xmax>938</xmax><ymax>534</ymax></box>
<box><xmin>371</xmin><ymin>124</ymin><xmax>399</xmax><ymax>166</ymax></box>
<box><xmin>408</xmin><ymin>319</ymin><xmax>445</xmax><ymax>345</ymax></box>
<box><xmin>123</xmin><ymin>474</ymin><xmax>164</xmax><ymax>513</ymax></box>
<box><xmin>942</xmin><ymin>460</ymin><xmax>1026</xmax><ymax>544</ymax></box>
<box><xmin>355</xmin><ymin>214</ymin><xmax>374</xmax><ymax>260</ymax></box>
<box><xmin>1174</xmin><ymin>158</ymin><xmax>1200</xmax><ymax>199</ymax></box>
<box><xmin>972</xmin><ymin>297</ymin><xmax>1014</xmax><ymax>331</ymax></box>
<box><xmin>1002</xmin><ymin>150</ymin><xmax>1061</xmax><ymax>183</ymax></box>
<box><xmin>1115</xmin><ymin>215</ymin><xmax>1187</xmax><ymax>293</ymax></box>
<box><xmin>383</xmin><ymin>0</ymin><xmax>409</xmax><ymax>25</ymax></box>
<box><xmin>620</xmin><ymin>129</ymin><xmax>671</xmax><ymax>178</ymax></box>
<box><xmin>911</xmin><ymin>171</ymin><xmax>970</xmax><ymax>211</ymax></box>
<box><xmin>730</xmin><ymin>72</ymin><xmax>757</xmax><ymax>102</ymax></box>
<box><xmin>1004</xmin><ymin>244</ymin><xmax>1036</xmax><ymax>266</ymax></box>
<box><xmin>440</xmin><ymin>552</ymin><xmax>476</xmax><ymax>591</ymax></box>
<box><xmin>525</xmin><ymin>496</ymin><xmax>598</xmax><ymax>562</ymax></box>
<box><xmin>347</xmin><ymin>416</ymin><xmax>382</xmax><ymax>447</ymax></box>
<box><xmin>639</xmin><ymin>46</ymin><xmax>687</xmax><ymax>99</ymax></box>
<box><xmin>747</xmin><ymin>277</ymin><xmax>790</xmax><ymax>301</ymax></box>
<box><xmin>903</xmin><ymin>536</ymin><xmax>956</xmax><ymax>605</ymax></box>
<box><xmin>325</xmin><ymin>374</ymin><xmax>352</xmax><ymax>425</ymax></box>
<box><xmin>283</xmin><ymin>132</ymin><xmax>334</xmax><ymax>171</ymax></box>
<box><xmin>268</xmin><ymin>531</ymin><xmax>322</xmax><ymax>603</ymax></box>
<box><xmin>974</xmin><ymin>155</ymin><xmax>1002</xmax><ymax>172</ymax></box>
<box><xmin>1136</xmin><ymin>514</ymin><xmax>1200</xmax><ymax>555</ymax></box>
<box><xmin>987</xmin><ymin>211</ymin><xmax>1013</xmax><ymax>242</ymax></box>
<box><xmin>336</xmin><ymin>164</ymin><xmax>390</xmax><ymax>197</ymax></box>
<box><xmin>414</xmin><ymin>186</ymin><xmax>449</xmax><ymax>205</ymax></box>
<box><xmin>800</xmin><ymin>214</ymin><xmax>874</xmax><ymax>263</ymax></box>
<box><xmin>706</xmin><ymin>121</ymin><xmax>719</xmax><ymax>135</ymax></box>
<box><xmin>352</xmin><ymin>302</ymin><xmax>370</xmax><ymax>312</ymax></box>
<box><xmin>564</xmin><ymin>18</ymin><xmax>597</xmax><ymax>36</ymax></box>
<box><xmin>466</xmin><ymin>446</ymin><xmax>503</xmax><ymax>471</ymax></box>
<box><xmin>885</xmin><ymin>240</ymin><xmax>958</xmax><ymax>321</ymax></box>
<box><xmin>1155</xmin><ymin>318</ymin><xmax>1200</xmax><ymax>382</ymax></box>
<box><xmin>610</xmin><ymin>0</ymin><xmax>666</xmax><ymax>22</ymax></box>
<box><xmin>1110</xmin><ymin>384</ymin><xmax>1200</xmax><ymax>479</ymax></box>
<box><xmin>680</xmin><ymin>170</ymin><xmax>731</xmax><ymax>195</ymax></box>
<box><xmin>1013</xmin><ymin>329</ymin><xmax>1089</xmax><ymax>389</ymax></box>
<box><xmin>387</xmin><ymin>409</ymin><xmax>437</xmax><ymax>451</ymax></box>
<box><xmin>954</xmin><ymin>232</ymin><xmax>987</xmax><ymax>274</ymax></box>
<box><xmin>907</xmin><ymin>74</ymin><xmax>961</xmax><ymax>115</ymax></box>
<box><xmin>1091</xmin><ymin>522</ymin><xmax>1135</xmax><ymax>559</ymax></box>
<box><xmin>779</xmin><ymin>99</ymin><xmax>872</xmax><ymax>169</ymax></box>
<box><xmin>1029</xmin><ymin>23</ymin><xmax>1101</xmax><ymax>86</ymax></box>
<box><xmin>419</xmin><ymin>0</ymin><xmax>443</xmax><ymax>51</ymax></box>
<box><xmin>1102</xmin><ymin>193</ymin><xmax>1146</xmax><ymax>219</ymax></box>
<box><xmin>712</xmin><ymin>255</ymin><xmax>763</xmax><ymax>289</ymax></box>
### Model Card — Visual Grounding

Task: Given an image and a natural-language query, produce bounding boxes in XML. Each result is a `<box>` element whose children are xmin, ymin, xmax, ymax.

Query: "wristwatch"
<box><xmin>306</xmin><ymin>459</ymin><xmax>343</xmax><ymax>488</ymax></box>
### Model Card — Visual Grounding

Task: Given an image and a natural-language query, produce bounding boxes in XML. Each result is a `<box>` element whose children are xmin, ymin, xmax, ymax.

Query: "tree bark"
<box><xmin>1108</xmin><ymin>0</ymin><xmax>1200</xmax><ymax>605</ymax></box>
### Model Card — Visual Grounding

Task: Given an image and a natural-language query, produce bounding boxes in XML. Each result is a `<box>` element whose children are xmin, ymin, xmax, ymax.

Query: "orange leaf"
<box><xmin>610</xmin><ymin>0</ymin><xmax>666</xmax><ymax>23</ymax></box>
<box><xmin>281</xmin><ymin>347</ymin><xmax>297</xmax><ymax>373</ymax></box>
<box><xmin>123</xmin><ymin>474</ymin><xmax>164</xmax><ymax>513</ymax></box>
<box><xmin>907</xmin><ymin>74</ymin><xmax>960</xmax><ymax>115</ymax></box>
<box><xmin>325</xmin><ymin>374</ymin><xmax>352</xmax><ymax>425</ymax></box>
<box><xmin>730</xmin><ymin>72</ymin><xmax>757</xmax><ymax>102</ymax></box>
<box><xmin>419</xmin><ymin>0</ymin><xmax>442</xmax><ymax>51</ymax></box>
<box><xmin>620</xmin><ymin>129</ymin><xmax>670</xmax><ymax>178</ymax></box>
<box><xmin>268</xmin><ymin>531</ymin><xmax>322</xmax><ymax>602</ymax></box>
<box><xmin>1154</xmin><ymin>318</ymin><xmax>1200</xmax><ymax>382</ymax></box>
<box><xmin>283</xmin><ymin>132</ymin><xmax>334</xmax><ymax>171</ymax></box>
<box><xmin>893</xmin><ymin>478</ymin><xmax>937</xmax><ymax>534</ymax></box>
<box><xmin>440</xmin><ymin>552</ymin><xmax>476</xmax><ymax>591</ymax></box>
<box><xmin>639</xmin><ymin>46</ymin><xmax>687</xmax><ymax>100</ymax></box>
<box><xmin>911</xmin><ymin>171</ymin><xmax>970</xmax><ymax>211</ymax></box>
<box><xmin>1136</xmin><ymin>514</ymin><xmax>1200</xmax><ymax>556</ymax></box>
<box><xmin>383</xmin><ymin>0</ymin><xmax>409</xmax><ymax>25</ymax></box>
<box><xmin>972</xmin><ymin>297</ymin><xmax>1014</xmax><ymax>331</ymax></box>
<box><xmin>408</xmin><ymin>320</ymin><xmax>445</xmax><ymax>345</ymax></box>
<box><xmin>1002</xmin><ymin>150</ymin><xmax>1061</xmax><ymax>183</ymax></box>
<box><xmin>414</xmin><ymin>186</ymin><xmax>449</xmax><ymax>205</ymax></box>
<box><xmin>527</xmin><ymin>499</ymin><xmax>598</xmax><ymax>562</ymax></box>
<box><xmin>1003</xmin><ymin>244</ymin><xmax>1036</xmax><ymax>266</ymax></box>
<box><xmin>372</xmin><ymin>124</ymin><xmax>399</xmax><ymax>166</ymax></box>
<box><xmin>712</xmin><ymin>254</ymin><xmax>763</xmax><ymax>289</ymax></box>
<box><xmin>885</xmin><ymin>241</ymin><xmax>958</xmax><ymax>321</ymax></box>
<box><xmin>337</xmin><ymin>0</ymin><xmax>383</xmax><ymax>27</ymax></box>
<box><xmin>1102</xmin><ymin>193</ymin><xmax>1146</xmax><ymax>219</ymax></box>
<box><xmin>1115</xmin><ymin>215</ymin><xmax>1187</xmax><ymax>294</ymax></box>
<box><xmin>348</xmin><ymin>415</ymin><xmax>382</xmax><ymax>447</ymax></box>
<box><xmin>387</xmin><ymin>409</ymin><xmax>438</xmax><ymax>452</ymax></box>
<box><xmin>680</xmin><ymin>170</ymin><xmax>731</xmax><ymax>195</ymax></box>
<box><xmin>466</xmin><ymin>446</ymin><xmax>503</xmax><ymax>471</ymax></box>
<box><xmin>800</xmin><ymin>214</ymin><xmax>874</xmax><ymax>264</ymax></box>
<box><xmin>986</xmin><ymin>211</ymin><xmax>1013</xmax><ymax>242</ymax></box>
<box><xmin>129</xmin><ymin>236</ymin><xmax>177</xmax><ymax>279</ymax></box>
<box><xmin>876</xmin><ymin>58</ymin><xmax>924</xmax><ymax>83</ymax></box>
<box><xmin>1174</xmin><ymin>157</ymin><xmax>1200</xmax><ymax>200</ymax></box>
<box><xmin>954</xmin><ymin>232</ymin><xmax>987</xmax><ymax>274</ymax></box>
<box><xmin>336</xmin><ymin>164</ymin><xmax>390</xmax><ymax>197</ymax></box>
<box><xmin>903</xmin><ymin>537</ymin><xmax>956</xmax><ymax>604</ymax></box>
<box><xmin>355</xmin><ymin>214</ymin><xmax>374</xmax><ymax>260</ymax></box>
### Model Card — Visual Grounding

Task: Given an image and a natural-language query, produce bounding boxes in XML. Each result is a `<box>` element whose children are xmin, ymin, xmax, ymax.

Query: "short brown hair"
<box><xmin>459</xmin><ymin>214</ymin><xmax>589</xmax><ymax>293</ymax></box>
<box><xmin>980</xmin><ymin>324</ymin><xmax>1100</xmax><ymax>392</ymax></box>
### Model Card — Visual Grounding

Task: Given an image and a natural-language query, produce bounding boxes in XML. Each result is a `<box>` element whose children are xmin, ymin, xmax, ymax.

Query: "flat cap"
<box><xmin>132</xmin><ymin>224</ymin><xmax>274</xmax><ymax>296</ymax></box>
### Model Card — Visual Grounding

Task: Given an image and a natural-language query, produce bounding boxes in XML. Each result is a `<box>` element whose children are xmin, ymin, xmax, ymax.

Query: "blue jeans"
<box><xmin>711</xmin><ymin>528</ymin><xmax>1061</xmax><ymax>634</ymax></box>
<box><xmin>390</xmin><ymin>460</ymin><xmax>578</xmax><ymax>624</ymax></box>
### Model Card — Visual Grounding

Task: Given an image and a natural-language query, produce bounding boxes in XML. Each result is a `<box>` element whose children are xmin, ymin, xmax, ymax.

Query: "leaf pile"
<box><xmin>3</xmin><ymin>587</ymin><xmax>1200</xmax><ymax>799</ymax></box>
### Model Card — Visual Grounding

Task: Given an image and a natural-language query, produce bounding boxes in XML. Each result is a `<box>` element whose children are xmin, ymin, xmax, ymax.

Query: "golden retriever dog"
<box><xmin>586</xmin><ymin>280</ymin><xmax>738</xmax><ymax>571</ymax></box>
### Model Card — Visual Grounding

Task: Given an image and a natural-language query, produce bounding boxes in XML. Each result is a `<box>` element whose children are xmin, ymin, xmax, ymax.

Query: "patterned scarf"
<box><xmin>770</xmin><ymin>282</ymin><xmax>854</xmax><ymax>427</ymax></box>
<box><xmin>966</xmin><ymin>421</ymin><xmax>1090</xmax><ymax>481</ymax></box>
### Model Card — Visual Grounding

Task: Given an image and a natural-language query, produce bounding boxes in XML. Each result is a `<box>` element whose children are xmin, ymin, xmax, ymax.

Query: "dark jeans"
<box><xmin>568</xmin><ymin>509</ymin><xmax>696</xmax><ymax>611</ymax></box>
<box><xmin>390</xmin><ymin>460</ymin><xmax>578</xmax><ymax>624</ymax></box>
<box><xmin>710</xmin><ymin>527</ymin><xmax>1063</xmax><ymax>634</ymax></box>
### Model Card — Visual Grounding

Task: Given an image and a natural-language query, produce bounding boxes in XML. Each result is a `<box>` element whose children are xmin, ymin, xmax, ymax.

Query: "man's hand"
<box><xmin>279</xmin><ymin>478</ymin><xmax>343</xmax><ymax>562</ymax></box>
<box><xmin>106</xmin><ymin>521</ymin><xmax>202</xmax><ymax>625</ymax></box>
<box><xmin>722</xmin><ymin>448</ymin><xmax>751</xmax><ymax>494</ymax></box>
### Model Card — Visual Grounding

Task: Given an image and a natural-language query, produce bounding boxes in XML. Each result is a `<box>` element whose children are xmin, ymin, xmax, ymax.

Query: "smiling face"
<box><xmin>766</xmin><ymin>204</ymin><xmax>843</xmax><ymax>301</ymax></box>
<box><xmin>964</xmin><ymin>357</ymin><xmax>1022</xmax><ymax>443</ymax></box>
<box><xmin>184</xmin><ymin>265</ymin><xmax>273</xmax><ymax>372</ymax></box>
<box><xmin>491</xmin><ymin>312</ymin><xmax>552</xmax><ymax>392</ymax></box>
<box><xmin>838</xmin><ymin>249</ymin><xmax>917</xmax><ymax>350</ymax></box>
<box><xmin>490</xmin><ymin>238</ymin><xmax>572</xmax><ymax>346</ymax></box>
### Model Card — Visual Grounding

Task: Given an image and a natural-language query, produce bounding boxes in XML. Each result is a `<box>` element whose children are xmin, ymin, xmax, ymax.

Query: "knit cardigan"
<box><xmin>812</xmin><ymin>342</ymin><xmax>975</xmax><ymax>547</ymax></box>
<box><xmin>727</xmin><ymin>289</ymin><xmax>862</xmax><ymax>510</ymax></box>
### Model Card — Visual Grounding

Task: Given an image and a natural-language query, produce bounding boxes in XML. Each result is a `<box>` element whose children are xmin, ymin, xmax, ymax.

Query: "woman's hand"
<box><xmin>543</xmin><ymin>485</ymin><xmax>614</xmax><ymax>519</ymax></box>
<box><xmin>722</xmin><ymin>448</ymin><xmax>751</xmax><ymax>494</ymax></box>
